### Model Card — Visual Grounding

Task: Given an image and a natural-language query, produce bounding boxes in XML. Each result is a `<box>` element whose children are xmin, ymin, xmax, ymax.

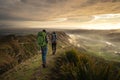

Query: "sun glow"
<box><xmin>2</xmin><ymin>14</ymin><xmax>120</xmax><ymax>30</ymax></box>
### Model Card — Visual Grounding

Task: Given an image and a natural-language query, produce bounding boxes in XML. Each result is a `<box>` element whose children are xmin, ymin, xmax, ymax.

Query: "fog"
<box><xmin>68</xmin><ymin>31</ymin><xmax>120</xmax><ymax>62</ymax></box>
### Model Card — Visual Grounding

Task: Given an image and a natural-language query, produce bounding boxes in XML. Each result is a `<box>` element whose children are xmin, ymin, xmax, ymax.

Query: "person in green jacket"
<box><xmin>37</xmin><ymin>30</ymin><xmax>48</xmax><ymax>68</ymax></box>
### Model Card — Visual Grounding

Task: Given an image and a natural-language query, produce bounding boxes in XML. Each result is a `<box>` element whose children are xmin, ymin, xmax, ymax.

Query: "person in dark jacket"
<box><xmin>51</xmin><ymin>32</ymin><xmax>57</xmax><ymax>55</ymax></box>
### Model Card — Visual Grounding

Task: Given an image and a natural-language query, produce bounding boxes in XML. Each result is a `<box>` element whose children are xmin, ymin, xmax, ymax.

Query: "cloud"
<box><xmin>0</xmin><ymin>0</ymin><xmax>74</xmax><ymax>21</ymax></box>
<box><xmin>0</xmin><ymin>0</ymin><xmax>120</xmax><ymax>29</ymax></box>
<box><xmin>0</xmin><ymin>0</ymin><xmax>120</xmax><ymax>21</ymax></box>
<box><xmin>0</xmin><ymin>0</ymin><xmax>88</xmax><ymax>21</ymax></box>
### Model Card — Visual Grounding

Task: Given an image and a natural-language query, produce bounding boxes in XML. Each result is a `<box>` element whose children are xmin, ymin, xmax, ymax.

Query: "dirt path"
<box><xmin>30</xmin><ymin>46</ymin><xmax>73</xmax><ymax>80</ymax></box>
<box><xmin>1</xmin><ymin>53</ymin><xmax>58</xmax><ymax>80</ymax></box>
<box><xmin>0</xmin><ymin>48</ymin><xmax>69</xmax><ymax>80</ymax></box>
<box><xmin>31</xmin><ymin>54</ymin><xmax>57</xmax><ymax>80</ymax></box>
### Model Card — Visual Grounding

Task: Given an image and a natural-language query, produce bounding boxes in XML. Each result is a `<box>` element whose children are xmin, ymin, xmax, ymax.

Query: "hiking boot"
<box><xmin>52</xmin><ymin>52</ymin><xmax>55</xmax><ymax>55</ymax></box>
<box><xmin>52</xmin><ymin>50</ymin><xmax>56</xmax><ymax>55</ymax></box>
<box><xmin>42</xmin><ymin>64</ymin><xmax>47</xmax><ymax>68</ymax></box>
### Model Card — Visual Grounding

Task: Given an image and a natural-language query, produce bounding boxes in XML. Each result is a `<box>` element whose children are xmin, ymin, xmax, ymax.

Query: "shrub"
<box><xmin>50</xmin><ymin>50</ymin><xmax>120</xmax><ymax>80</ymax></box>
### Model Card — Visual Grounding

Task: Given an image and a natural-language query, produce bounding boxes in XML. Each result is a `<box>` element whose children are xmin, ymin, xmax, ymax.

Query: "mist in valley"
<box><xmin>67</xmin><ymin>30</ymin><xmax>120</xmax><ymax>62</ymax></box>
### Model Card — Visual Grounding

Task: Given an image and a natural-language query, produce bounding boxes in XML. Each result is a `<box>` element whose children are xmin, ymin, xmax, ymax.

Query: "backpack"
<box><xmin>37</xmin><ymin>32</ymin><xmax>48</xmax><ymax>47</ymax></box>
<box><xmin>52</xmin><ymin>33</ymin><xmax>57</xmax><ymax>43</ymax></box>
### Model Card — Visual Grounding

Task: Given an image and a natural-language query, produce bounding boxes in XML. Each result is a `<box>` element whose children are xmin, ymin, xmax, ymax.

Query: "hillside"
<box><xmin>49</xmin><ymin>50</ymin><xmax>120</xmax><ymax>80</ymax></box>
<box><xmin>0</xmin><ymin>31</ymin><xmax>70</xmax><ymax>75</ymax></box>
<box><xmin>0</xmin><ymin>30</ymin><xmax>120</xmax><ymax>80</ymax></box>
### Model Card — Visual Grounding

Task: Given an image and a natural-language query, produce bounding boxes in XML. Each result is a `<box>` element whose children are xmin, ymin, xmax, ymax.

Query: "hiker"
<box><xmin>51</xmin><ymin>32</ymin><xmax>57</xmax><ymax>55</ymax></box>
<box><xmin>37</xmin><ymin>30</ymin><xmax>48</xmax><ymax>68</ymax></box>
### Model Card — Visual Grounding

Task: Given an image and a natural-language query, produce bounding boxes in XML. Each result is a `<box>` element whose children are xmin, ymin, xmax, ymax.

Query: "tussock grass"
<box><xmin>50</xmin><ymin>50</ymin><xmax>120</xmax><ymax>80</ymax></box>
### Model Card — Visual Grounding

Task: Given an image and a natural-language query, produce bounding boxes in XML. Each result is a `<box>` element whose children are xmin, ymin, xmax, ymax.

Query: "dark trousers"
<box><xmin>52</xmin><ymin>42</ymin><xmax>57</xmax><ymax>55</ymax></box>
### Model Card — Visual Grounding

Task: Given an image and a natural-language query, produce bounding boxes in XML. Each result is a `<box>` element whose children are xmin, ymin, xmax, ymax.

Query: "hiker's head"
<box><xmin>53</xmin><ymin>32</ymin><xmax>56</xmax><ymax>34</ymax></box>
<box><xmin>42</xmin><ymin>29</ymin><xmax>46</xmax><ymax>33</ymax></box>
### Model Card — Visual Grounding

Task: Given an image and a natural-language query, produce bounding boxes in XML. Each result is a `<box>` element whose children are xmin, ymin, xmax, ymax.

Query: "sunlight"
<box><xmin>81</xmin><ymin>23</ymin><xmax>120</xmax><ymax>30</ymax></box>
<box><xmin>3</xmin><ymin>13</ymin><xmax>120</xmax><ymax>30</ymax></box>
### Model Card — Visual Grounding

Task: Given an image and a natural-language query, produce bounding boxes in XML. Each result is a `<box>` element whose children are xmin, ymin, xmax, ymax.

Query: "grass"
<box><xmin>49</xmin><ymin>49</ymin><xmax>120</xmax><ymax>80</ymax></box>
<box><xmin>87</xmin><ymin>49</ymin><xmax>120</xmax><ymax>62</ymax></box>
<box><xmin>0</xmin><ymin>31</ymin><xmax>71</xmax><ymax>80</ymax></box>
<box><xmin>0</xmin><ymin>47</ymin><xmax>71</xmax><ymax>80</ymax></box>
<box><xmin>1</xmin><ymin>31</ymin><xmax>120</xmax><ymax>80</ymax></box>
<box><xmin>1</xmin><ymin>48</ymin><xmax>120</xmax><ymax>80</ymax></box>
<box><xmin>0</xmin><ymin>54</ymin><xmax>41</xmax><ymax>80</ymax></box>
<box><xmin>0</xmin><ymin>34</ymin><xmax>39</xmax><ymax>75</ymax></box>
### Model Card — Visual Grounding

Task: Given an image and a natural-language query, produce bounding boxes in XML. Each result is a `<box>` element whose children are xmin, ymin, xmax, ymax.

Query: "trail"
<box><xmin>31</xmin><ymin>46</ymin><xmax>72</xmax><ymax>80</ymax></box>
<box><xmin>0</xmin><ymin>46</ymin><xmax>72</xmax><ymax>80</ymax></box>
<box><xmin>1</xmin><ymin>52</ymin><xmax>58</xmax><ymax>80</ymax></box>
<box><xmin>31</xmin><ymin>54</ymin><xmax>57</xmax><ymax>80</ymax></box>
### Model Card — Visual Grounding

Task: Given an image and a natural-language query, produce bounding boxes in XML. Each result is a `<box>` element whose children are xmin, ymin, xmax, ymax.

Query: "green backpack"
<box><xmin>37</xmin><ymin>32</ymin><xmax>47</xmax><ymax>47</ymax></box>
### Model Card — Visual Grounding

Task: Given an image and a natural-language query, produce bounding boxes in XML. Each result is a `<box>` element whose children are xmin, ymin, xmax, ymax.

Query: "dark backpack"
<box><xmin>52</xmin><ymin>33</ymin><xmax>57</xmax><ymax>43</ymax></box>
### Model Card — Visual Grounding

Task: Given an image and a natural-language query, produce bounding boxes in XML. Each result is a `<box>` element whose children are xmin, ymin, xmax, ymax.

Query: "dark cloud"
<box><xmin>46</xmin><ymin>0</ymin><xmax>68</xmax><ymax>3</ymax></box>
<box><xmin>0</xmin><ymin>0</ymin><xmax>119</xmax><ymax>21</ymax></box>
<box><xmin>0</xmin><ymin>0</ymin><xmax>68</xmax><ymax>21</ymax></box>
<box><xmin>0</xmin><ymin>24</ymin><xmax>13</xmax><ymax>29</ymax></box>
<box><xmin>20</xmin><ymin>0</ymin><xmax>27</xmax><ymax>3</ymax></box>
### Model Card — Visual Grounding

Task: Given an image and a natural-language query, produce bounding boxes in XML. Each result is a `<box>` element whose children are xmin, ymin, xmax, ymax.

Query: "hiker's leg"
<box><xmin>41</xmin><ymin>47</ymin><xmax>44</xmax><ymax>64</ymax></box>
<box><xmin>41</xmin><ymin>47</ymin><xmax>45</xmax><ymax>67</ymax></box>
<box><xmin>52</xmin><ymin>43</ymin><xmax>54</xmax><ymax>51</ymax></box>
<box><xmin>52</xmin><ymin>43</ymin><xmax>54</xmax><ymax>54</ymax></box>
<box><xmin>44</xmin><ymin>46</ymin><xmax>47</xmax><ymax>63</ymax></box>
<box><xmin>42</xmin><ymin>46</ymin><xmax>47</xmax><ymax>67</ymax></box>
<box><xmin>52</xmin><ymin>43</ymin><xmax>56</xmax><ymax>55</ymax></box>
<box><xmin>54</xmin><ymin>43</ymin><xmax>57</xmax><ymax>54</ymax></box>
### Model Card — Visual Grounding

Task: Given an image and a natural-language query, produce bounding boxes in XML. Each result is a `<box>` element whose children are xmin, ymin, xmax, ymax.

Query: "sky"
<box><xmin>0</xmin><ymin>0</ymin><xmax>120</xmax><ymax>30</ymax></box>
